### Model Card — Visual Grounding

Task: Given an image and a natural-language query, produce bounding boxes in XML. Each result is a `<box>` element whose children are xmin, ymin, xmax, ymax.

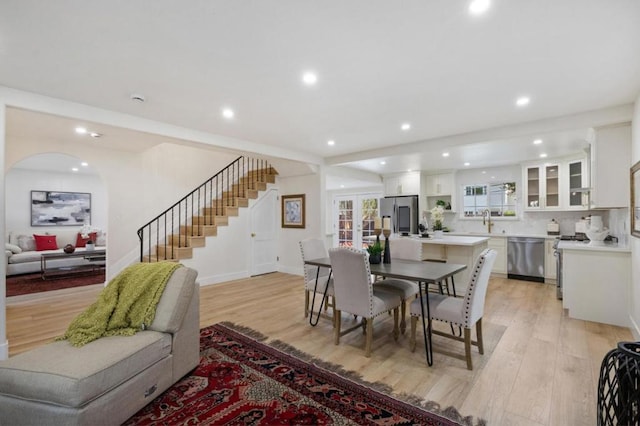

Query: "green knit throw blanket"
<box><xmin>59</xmin><ymin>262</ymin><xmax>182</xmax><ymax>347</ymax></box>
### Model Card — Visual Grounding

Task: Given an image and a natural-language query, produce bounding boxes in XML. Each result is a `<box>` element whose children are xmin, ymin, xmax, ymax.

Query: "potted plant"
<box><xmin>367</xmin><ymin>242</ymin><xmax>383</xmax><ymax>264</ymax></box>
<box><xmin>430</xmin><ymin>205</ymin><xmax>445</xmax><ymax>239</ymax></box>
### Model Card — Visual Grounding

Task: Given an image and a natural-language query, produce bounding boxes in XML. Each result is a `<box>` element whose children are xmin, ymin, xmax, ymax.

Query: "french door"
<box><xmin>333</xmin><ymin>193</ymin><xmax>382</xmax><ymax>249</ymax></box>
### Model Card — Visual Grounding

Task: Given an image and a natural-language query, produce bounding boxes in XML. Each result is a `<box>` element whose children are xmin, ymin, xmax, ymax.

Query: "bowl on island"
<box><xmin>586</xmin><ymin>228</ymin><xmax>609</xmax><ymax>246</ymax></box>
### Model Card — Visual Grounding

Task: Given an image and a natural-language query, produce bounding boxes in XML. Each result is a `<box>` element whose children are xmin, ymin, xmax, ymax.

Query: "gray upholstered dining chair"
<box><xmin>373</xmin><ymin>237</ymin><xmax>421</xmax><ymax>334</ymax></box>
<box><xmin>409</xmin><ymin>248</ymin><xmax>496</xmax><ymax>370</ymax></box>
<box><xmin>299</xmin><ymin>238</ymin><xmax>335</xmax><ymax>322</ymax></box>
<box><xmin>328</xmin><ymin>247</ymin><xmax>403</xmax><ymax>357</ymax></box>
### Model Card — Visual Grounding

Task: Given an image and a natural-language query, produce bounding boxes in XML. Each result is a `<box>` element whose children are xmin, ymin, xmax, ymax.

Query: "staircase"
<box><xmin>138</xmin><ymin>156</ymin><xmax>278</xmax><ymax>263</ymax></box>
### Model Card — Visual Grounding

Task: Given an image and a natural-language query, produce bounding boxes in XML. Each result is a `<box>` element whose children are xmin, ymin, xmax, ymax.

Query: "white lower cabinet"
<box><xmin>544</xmin><ymin>239</ymin><xmax>557</xmax><ymax>281</ymax></box>
<box><xmin>488</xmin><ymin>237</ymin><xmax>507</xmax><ymax>274</ymax></box>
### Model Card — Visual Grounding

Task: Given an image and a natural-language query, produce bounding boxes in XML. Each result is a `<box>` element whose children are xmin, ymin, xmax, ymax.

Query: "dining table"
<box><xmin>303</xmin><ymin>256</ymin><xmax>466</xmax><ymax>366</ymax></box>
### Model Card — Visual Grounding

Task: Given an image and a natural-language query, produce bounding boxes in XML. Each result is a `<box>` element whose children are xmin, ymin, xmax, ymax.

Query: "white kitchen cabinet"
<box><xmin>544</xmin><ymin>239</ymin><xmax>556</xmax><ymax>281</ymax></box>
<box><xmin>523</xmin><ymin>162</ymin><xmax>561</xmax><ymax>211</ymax></box>
<box><xmin>590</xmin><ymin>124</ymin><xmax>631</xmax><ymax>208</ymax></box>
<box><xmin>424</xmin><ymin>173</ymin><xmax>456</xmax><ymax>212</ymax></box>
<box><xmin>488</xmin><ymin>237</ymin><xmax>507</xmax><ymax>274</ymax></box>
<box><xmin>562</xmin><ymin>247</ymin><xmax>630</xmax><ymax>327</ymax></box>
<box><xmin>566</xmin><ymin>158</ymin><xmax>590</xmax><ymax>210</ymax></box>
<box><xmin>384</xmin><ymin>172</ymin><xmax>420</xmax><ymax>196</ymax></box>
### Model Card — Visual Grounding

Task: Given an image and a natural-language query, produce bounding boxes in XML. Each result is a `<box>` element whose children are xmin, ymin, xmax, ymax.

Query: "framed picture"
<box><xmin>281</xmin><ymin>194</ymin><xmax>305</xmax><ymax>228</ymax></box>
<box><xmin>632</xmin><ymin>161</ymin><xmax>640</xmax><ymax>238</ymax></box>
<box><xmin>31</xmin><ymin>190</ymin><xmax>91</xmax><ymax>226</ymax></box>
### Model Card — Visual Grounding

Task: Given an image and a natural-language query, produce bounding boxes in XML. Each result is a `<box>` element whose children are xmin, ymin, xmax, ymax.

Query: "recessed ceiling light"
<box><xmin>130</xmin><ymin>93</ymin><xmax>145</xmax><ymax>103</ymax></box>
<box><xmin>469</xmin><ymin>0</ymin><xmax>491</xmax><ymax>15</ymax></box>
<box><xmin>533</xmin><ymin>139</ymin><xmax>543</xmax><ymax>145</ymax></box>
<box><xmin>407</xmin><ymin>169</ymin><xmax>412</xmax><ymax>172</ymax></box>
<box><xmin>540</xmin><ymin>153</ymin><xmax>548</xmax><ymax>158</ymax></box>
<box><xmin>222</xmin><ymin>108</ymin><xmax>235</xmax><ymax>119</ymax></box>
<box><xmin>464</xmin><ymin>162</ymin><xmax>470</xmax><ymax>166</ymax></box>
<box><xmin>516</xmin><ymin>96</ymin><xmax>531</xmax><ymax>107</ymax></box>
<box><xmin>75</xmin><ymin>127</ymin><xmax>87</xmax><ymax>134</ymax></box>
<box><xmin>71</xmin><ymin>167</ymin><xmax>79</xmax><ymax>172</ymax></box>
<box><xmin>482</xmin><ymin>171</ymin><xmax>487</xmax><ymax>174</ymax></box>
<box><xmin>327</xmin><ymin>140</ymin><xmax>335</xmax><ymax>146</ymax></box>
<box><xmin>401</xmin><ymin>123</ymin><xmax>411</xmax><ymax>131</ymax></box>
<box><xmin>442</xmin><ymin>152</ymin><xmax>450</xmax><ymax>157</ymax></box>
<box><xmin>340</xmin><ymin>184</ymin><xmax>345</xmax><ymax>188</ymax></box>
<box><xmin>89</xmin><ymin>132</ymin><xmax>102</xmax><ymax>138</ymax></box>
<box><xmin>81</xmin><ymin>162</ymin><xmax>88</xmax><ymax>167</ymax></box>
<box><xmin>491</xmin><ymin>176</ymin><xmax>496</xmax><ymax>179</ymax></box>
<box><xmin>380</xmin><ymin>161</ymin><xmax>386</xmax><ymax>165</ymax></box>
<box><xmin>302</xmin><ymin>71</ymin><xmax>318</xmax><ymax>86</ymax></box>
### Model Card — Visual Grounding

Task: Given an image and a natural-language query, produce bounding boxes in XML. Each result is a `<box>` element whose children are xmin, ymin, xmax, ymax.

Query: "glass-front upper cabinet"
<box><xmin>524</xmin><ymin>163</ymin><xmax>561</xmax><ymax>210</ymax></box>
<box><xmin>567</xmin><ymin>159</ymin><xmax>590</xmax><ymax>209</ymax></box>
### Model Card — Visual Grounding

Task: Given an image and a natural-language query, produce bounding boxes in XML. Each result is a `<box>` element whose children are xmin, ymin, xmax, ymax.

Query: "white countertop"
<box><xmin>407</xmin><ymin>235</ymin><xmax>489</xmax><ymax>246</ymax></box>
<box><xmin>449</xmin><ymin>232</ymin><xmax>558</xmax><ymax>239</ymax></box>
<box><xmin>557</xmin><ymin>240</ymin><xmax>630</xmax><ymax>253</ymax></box>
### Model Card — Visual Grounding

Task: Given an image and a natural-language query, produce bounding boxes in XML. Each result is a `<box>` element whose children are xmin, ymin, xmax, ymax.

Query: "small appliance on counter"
<box><xmin>547</xmin><ymin>219</ymin><xmax>559</xmax><ymax>236</ymax></box>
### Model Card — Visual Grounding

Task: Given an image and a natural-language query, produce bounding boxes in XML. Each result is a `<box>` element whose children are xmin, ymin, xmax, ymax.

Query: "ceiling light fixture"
<box><xmin>130</xmin><ymin>93</ymin><xmax>145</xmax><ymax>103</ymax></box>
<box><xmin>89</xmin><ymin>132</ymin><xmax>102</xmax><ymax>138</ymax></box>
<box><xmin>380</xmin><ymin>161</ymin><xmax>386</xmax><ymax>165</ymax></box>
<box><xmin>516</xmin><ymin>96</ymin><xmax>531</xmax><ymax>107</ymax></box>
<box><xmin>464</xmin><ymin>162</ymin><xmax>470</xmax><ymax>166</ymax></box>
<box><xmin>222</xmin><ymin>108</ymin><xmax>235</xmax><ymax>119</ymax></box>
<box><xmin>533</xmin><ymin>139</ymin><xmax>543</xmax><ymax>145</ymax></box>
<box><xmin>340</xmin><ymin>184</ymin><xmax>345</xmax><ymax>188</ymax></box>
<box><xmin>81</xmin><ymin>162</ymin><xmax>89</xmax><ymax>167</ymax></box>
<box><xmin>302</xmin><ymin>71</ymin><xmax>318</xmax><ymax>86</ymax></box>
<box><xmin>442</xmin><ymin>152</ymin><xmax>450</xmax><ymax>157</ymax></box>
<box><xmin>401</xmin><ymin>123</ymin><xmax>411</xmax><ymax>131</ymax></box>
<box><xmin>327</xmin><ymin>140</ymin><xmax>335</xmax><ymax>146</ymax></box>
<box><xmin>469</xmin><ymin>0</ymin><xmax>491</xmax><ymax>15</ymax></box>
<box><xmin>75</xmin><ymin>127</ymin><xmax>87</xmax><ymax>134</ymax></box>
<box><xmin>540</xmin><ymin>153</ymin><xmax>548</xmax><ymax>158</ymax></box>
<box><xmin>71</xmin><ymin>167</ymin><xmax>79</xmax><ymax>172</ymax></box>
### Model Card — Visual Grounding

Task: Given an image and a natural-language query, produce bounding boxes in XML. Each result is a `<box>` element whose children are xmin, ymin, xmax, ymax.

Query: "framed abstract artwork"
<box><xmin>281</xmin><ymin>194</ymin><xmax>305</xmax><ymax>228</ymax></box>
<box><xmin>632</xmin><ymin>161</ymin><xmax>640</xmax><ymax>238</ymax></box>
<box><xmin>31</xmin><ymin>190</ymin><xmax>91</xmax><ymax>226</ymax></box>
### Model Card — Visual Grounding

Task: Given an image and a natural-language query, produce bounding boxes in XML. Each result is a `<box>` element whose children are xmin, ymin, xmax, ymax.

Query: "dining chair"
<box><xmin>373</xmin><ymin>237</ymin><xmax>420</xmax><ymax>334</ymax></box>
<box><xmin>328</xmin><ymin>247</ymin><xmax>402</xmax><ymax>357</ymax></box>
<box><xmin>409</xmin><ymin>248</ymin><xmax>496</xmax><ymax>370</ymax></box>
<box><xmin>299</xmin><ymin>238</ymin><xmax>335</xmax><ymax>323</ymax></box>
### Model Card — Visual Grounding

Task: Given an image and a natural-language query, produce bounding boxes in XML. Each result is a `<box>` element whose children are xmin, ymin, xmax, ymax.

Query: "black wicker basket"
<box><xmin>597</xmin><ymin>341</ymin><xmax>640</xmax><ymax>425</ymax></box>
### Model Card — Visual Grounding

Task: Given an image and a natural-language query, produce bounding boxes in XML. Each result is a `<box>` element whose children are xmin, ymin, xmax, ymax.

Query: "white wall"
<box><xmin>631</xmin><ymin>93</ymin><xmax>640</xmax><ymax>339</ymax></box>
<box><xmin>277</xmin><ymin>172</ymin><xmax>323</xmax><ymax>276</ymax></box>
<box><xmin>5</xmin><ymin>168</ymin><xmax>107</xmax><ymax>242</ymax></box>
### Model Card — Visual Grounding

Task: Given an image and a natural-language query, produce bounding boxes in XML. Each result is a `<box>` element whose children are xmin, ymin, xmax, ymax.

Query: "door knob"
<box><xmin>251</xmin><ymin>233</ymin><xmax>256</xmax><ymax>237</ymax></box>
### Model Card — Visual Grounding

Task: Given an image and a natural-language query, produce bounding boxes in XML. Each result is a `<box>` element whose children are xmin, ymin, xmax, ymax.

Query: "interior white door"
<box><xmin>250</xmin><ymin>188</ymin><xmax>278</xmax><ymax>276</ymax></box>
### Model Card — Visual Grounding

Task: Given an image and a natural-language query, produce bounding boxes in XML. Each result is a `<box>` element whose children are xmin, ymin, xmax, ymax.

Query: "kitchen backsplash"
<box><xmin>444</xmin><ymin>209</ymin><xmax>628</xmax><ymax>241</ymax></box>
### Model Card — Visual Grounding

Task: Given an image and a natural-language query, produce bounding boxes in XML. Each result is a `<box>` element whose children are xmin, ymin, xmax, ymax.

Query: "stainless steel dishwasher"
<box><xmin>507</xmin><ymin>237</ymin><xmax>545</xmax><ymax>282</ymax></box>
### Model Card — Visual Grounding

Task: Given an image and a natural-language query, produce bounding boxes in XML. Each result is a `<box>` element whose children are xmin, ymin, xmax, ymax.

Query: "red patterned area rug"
<box><xmin>125</xmin><ymin>323</ymin><xmax>482</xmax><ymax>426</ymax></box>
<box><xmin>6</xmin><ymin>270</ymin><xmax>105</xmax><ymax>297</ymax></box>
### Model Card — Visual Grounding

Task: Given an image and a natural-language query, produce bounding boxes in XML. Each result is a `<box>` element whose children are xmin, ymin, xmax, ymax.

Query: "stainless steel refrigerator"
<box><xmin>379</xmin><ymin>195</ymin><xmax>419</xmax><ymax>235</ymax></box>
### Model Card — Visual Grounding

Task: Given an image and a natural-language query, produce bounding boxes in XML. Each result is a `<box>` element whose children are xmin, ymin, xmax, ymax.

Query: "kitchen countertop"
<box><xmin>448</xmin><ymin>232</ymin><xmax>558</xmax><ymax>239</ymax></box>
<box><xmin>557</xmin><ymin>240</ymin><xmax>630</xmax><ymax>253</ymax></box>
<box><xmin>407</xmin><ymin>235</ymin><xmax>489</xmax><ymax>246</ymax></box>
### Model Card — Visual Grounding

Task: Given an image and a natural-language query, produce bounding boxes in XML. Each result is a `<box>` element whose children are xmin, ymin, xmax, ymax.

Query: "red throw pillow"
<box><xmin>75</xmin><ymin>232</ymin><xmax>98</xmax><ymax>248</ymax></box>
<box><xmin>33</xmin><ymin>235</ymin><xmax>58</xmax><ymax>251</ymax></box>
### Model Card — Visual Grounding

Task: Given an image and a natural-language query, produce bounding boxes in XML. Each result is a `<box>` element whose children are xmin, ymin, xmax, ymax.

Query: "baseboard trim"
<box><xmin>629</xmin><ymin>314</ymin><xmax>640</xmax><ymax>341</ymax></box>
<box><xmin>278</xmin><ymin>265</ymin><xmax>303</xmax><ymax>276</ymax></box>
<box><xmin>198</xmin><ymin>271</ymin><xmax>250</xmax><ymax>287</ymax></box>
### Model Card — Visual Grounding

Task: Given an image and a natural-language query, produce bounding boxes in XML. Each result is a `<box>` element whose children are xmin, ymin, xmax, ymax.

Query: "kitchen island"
<box><xmin>396</xmin><ymin>235</ymin><xmax>489</xmax><ymax>294</ymax></box>
<box><xmin>559</xmin><ymin>240</ymin><xmax>630</xmax><ymax>327</ymax></box>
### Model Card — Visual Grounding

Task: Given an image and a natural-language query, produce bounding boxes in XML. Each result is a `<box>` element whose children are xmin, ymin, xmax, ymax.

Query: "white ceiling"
<box><xmin>1</xmin><ymin>1</ymin><xmax>639</xmax><ymax>182</ymax></box>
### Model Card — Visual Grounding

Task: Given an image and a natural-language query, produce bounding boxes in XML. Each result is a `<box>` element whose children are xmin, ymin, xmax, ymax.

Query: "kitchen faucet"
<box><xmin>482</xmin><ymin>209</ymin><xmax>493</xmax><ymax>233</ymax></box>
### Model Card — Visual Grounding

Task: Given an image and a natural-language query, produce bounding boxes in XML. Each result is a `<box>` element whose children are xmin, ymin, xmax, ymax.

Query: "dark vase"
<box><xmin>63</xmin><ymin>244</ymin><xmax>75</xmax><ymax>254</ymax></box>
<box><xmin>369</xmin><ymin>253</ymin><xmax>381</xmax><ymax>264</ymax></box>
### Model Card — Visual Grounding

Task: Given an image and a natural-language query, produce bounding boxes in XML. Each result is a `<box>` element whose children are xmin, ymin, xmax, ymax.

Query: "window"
<box><xmin>462</xmin><ymin>182</ymin><xmax>516</xmax><ymax>218</ymax></box>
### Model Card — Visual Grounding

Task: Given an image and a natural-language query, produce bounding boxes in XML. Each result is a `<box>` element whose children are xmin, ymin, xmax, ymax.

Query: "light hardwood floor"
<box><xmin>6</xmin><ymin>272</ymin><xmax>633</xmax><ymax>425</ymax></box>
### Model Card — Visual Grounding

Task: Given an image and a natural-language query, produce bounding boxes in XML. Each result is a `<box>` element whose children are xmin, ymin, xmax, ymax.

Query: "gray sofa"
<box><xmin>0</xmin><ymin>265</ymin><xmax>200</xmax><ymax>425</ymax></box>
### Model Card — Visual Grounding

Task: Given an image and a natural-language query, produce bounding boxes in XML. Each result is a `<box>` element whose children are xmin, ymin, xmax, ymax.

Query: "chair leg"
<box><xmin>331</xmin><ymin>297</ymin><xmax>337</xmax><ymax>328</ymax></box>
<box><xmin>304</xmin><ymin>290</ymin><xmax>310</xmax><ymax>318</ymax></box>
<box><xmin>476</xmin><ymin>318</ymin><xmax>484</xmax><ymax>354</ymax></box>
<box><xmin>334</xmin><ymin>310</ymin><xmax>342</xmax><ymax>345</ymax></box>
<box><xmin>399</xmin><ymin>300</ymin><xmax>406</xmax><ymax>334</ymax></box>
<box><xmin>409</xmin><ymin>316</ymin><xmax>417</xmax><ymax>352</ymax></box>
<box><xmin>464</xmin><ymin>328</ymin><xmax>473</xmax><ymax>370</ymax></box>
<box><xmin>365</xmin><ymin>317</ymin><xmax>373</xmax><ymax>357</ymax></box>
<box><xmin>393</xmin><ymin>308</ymin><xmax>399</xmax><ymax>340</ymax></box>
